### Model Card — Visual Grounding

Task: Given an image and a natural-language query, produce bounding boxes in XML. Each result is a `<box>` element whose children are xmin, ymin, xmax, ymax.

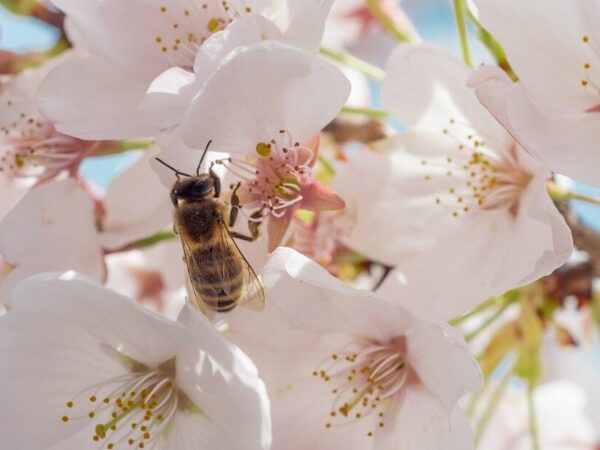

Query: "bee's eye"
<box><xmin>192</xmin><ymin>181</ymin><xmax>212</xmax><ymax>196</ymax></box>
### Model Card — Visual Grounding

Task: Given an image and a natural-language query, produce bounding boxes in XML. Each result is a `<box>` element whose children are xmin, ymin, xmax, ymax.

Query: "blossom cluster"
<box><xmin>0</xmin><ymin>0</ymin><xmax>598</xmax><ymax>449</ymax></box>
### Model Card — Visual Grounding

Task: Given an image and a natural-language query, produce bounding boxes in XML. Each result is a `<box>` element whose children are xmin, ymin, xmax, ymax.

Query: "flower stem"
<box><xmin>527</xmin><ymin>381</ymin><xmax>540</xmax><ymax>450</ymax></box>
<box><xmin>466</xmin><ymin>10</ymin><xmax>517</xmax><ymax>81</ymax></box>
<box><xmin>116</xmin><ymin>140</ymin><xmax>155</xmax><ymax>153</ymax></box>
<box><xmin>365</xmin><ymin>0</ymin><xmax>415</xmax><ymax>43</ymax></box>
<box><xmin>452</xmin><ymin>0</ymin><xmax>473</xmax><ymax>67</ymax></box>
<box><xmin>110</xmin><ymin>231</ymin><xmax>178</xmax><ymax>253</ymax></box>
<box><xmin>548</xmin><ymin>182</ymin><xmax>600</xmax><ymax>208</ymax></box>
<box><xmin>341</xmin><ymin>106</ymin><xmax>390</xmax><ymax>119</ymax></box>
<box><xmin>449</xmin><ymin>296</ymin><xmax>500</xmax><ymax>326</ymax></box>
<box><xmin>465</xmin><ymin>301</ymin><xmax>512</xmax><ymax>342</ymax></box>
<box><xmin>475</xmin><ymin>362</ymin><xmax>514</xmax><ymax>445</ymax></box>
<box><xmin>320</xmin><ymin>47</ymin><xmax>385</xmax><ymax>81</ymax></box>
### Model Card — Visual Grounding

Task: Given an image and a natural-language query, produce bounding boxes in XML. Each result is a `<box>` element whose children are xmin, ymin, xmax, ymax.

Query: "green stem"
<box><xmin>317</xmin><ymin>154</ymin><xmax>336</xmax><ymax>177</ymax></box>
<box><xmin>365</xmin><ymin>0</ymin><xmax>415</xmax><ymax>43</ymax></box>
<box><xmin>466</xmin><ymin>10</ymin><xmax>517</xmax><ymax>81</ymax></box>
<box><xmin>475</xmin><ymin>363</ymin><xmax>514</xmax><ymax>445</ymax></box>
<box><xmin>452</xmin><ymin>0</ymin><xmax>473</xmax><ymax>67</ymax></box>
<box><xmin>548</xmin><ymin>182</ymin><xmax>600</xmax><ymax>207</ymax></box>
<box><xmin>449</xmin><ymin>296</ymin><xmax>500</xmax><ymax>326</ymax></box>
<box><xmin>111</xmin><ymin>231</ymin><xmax>177</xmax><ymax>253</ymax></box>
<box><xmin>116</xmin><ymin>139</ymin><xmax>155</xmax><ymax>153</ymax></box>
<box><xmin>341</xmin><ymin>106</ymin><xmax>390</xmax><ymax>119</ymax></box>
<box><xmin>527</xmin><ymin>382</ymin><xmax>540</xmax><ymax>450</ymax></box>
<box><xmin>320</xmin><ymin>47</ymin><xmax>385</xmax><ymax>81</ymax></box>
<box><xmin>465</xmin><ymin>301</ymin><xmax>511</xmax><ymax>342</ymax></box>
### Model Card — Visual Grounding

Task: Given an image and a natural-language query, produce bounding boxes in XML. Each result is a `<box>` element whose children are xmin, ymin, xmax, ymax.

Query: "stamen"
<box><xmin>424</xmin><ymin>119</ymin><xmax>532</xmax><ymax>218</ymax></box>
<box><xmin>313</xmin><ymin>338</ymin><xmax>409</xmax><ymax>437</ymax></box>
<box><xmin>60</xmin><ymin>370</ymin><xmax>180</xmax><ymax>449</ymax></box>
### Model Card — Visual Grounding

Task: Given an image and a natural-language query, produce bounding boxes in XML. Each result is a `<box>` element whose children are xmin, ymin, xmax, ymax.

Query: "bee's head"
<box><xmin>173</xmin><ymin>174</ymin><xmax>216</xmax><ymax>201</ymax></box>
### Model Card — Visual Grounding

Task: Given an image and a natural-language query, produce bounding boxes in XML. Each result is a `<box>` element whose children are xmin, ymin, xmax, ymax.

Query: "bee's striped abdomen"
<box><xmin>190</xmin><ymin>245</ymin><xmax>244</xmax><ymax>313</ymax></box>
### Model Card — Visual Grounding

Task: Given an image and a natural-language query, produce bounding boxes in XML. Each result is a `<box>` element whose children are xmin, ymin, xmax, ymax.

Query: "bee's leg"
<box><xmin>209</xmin><ymin>163</ymin><xmax>221</xmax><ymax>198</ymax></box>
<box><xmin>247</xmin><ymin>210</ymin><xmax>263</xmax><ymax>240</ymax></box>
<box><xmin>229</xmin><ymin>182</ymin><xmax>243</xmax><ymax>228</ymax></box>
<box><xmin>229</xmin><ymin>231</ymin><xmax>257</xmax><ymax>242</ymax></box>
<box><xmin>230</xmin><ymin>213</ymin><xmax>263</xmax><ymax>242</ymax></box>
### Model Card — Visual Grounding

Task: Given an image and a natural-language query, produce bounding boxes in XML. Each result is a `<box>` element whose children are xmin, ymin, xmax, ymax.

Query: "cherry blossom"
<box><xmin>0</xmin><ymin>153</ymin><xmax>174</xmax><ymax>303</ymax></box>
<box><xmin>0</xmin><ymin>179</ymin><xmax>104</xmax><ymax>302</ymax></box>
<box><xmin>469</xmin><ymin>0</ymin><xmax>600</xmax><ymax>187</ymax></box>
<box><xmin>332</xmin><ymin>44</ymin><xmax>573</xmax><ymax>319</ymax></box>
<box><xmin>181</xmin><ymin>42</ymin><xmax>349</xmax><ymax>250</ymax></box>
<box><xmin>476</xmin><ymin>381</ymin><xmax>598</xmax><ymax>450</ymax></box>
<box><xmin>98</xmin><ymin>152</ymin><xmax>173</xmax><ymax>251</ymax></box>
<box><xmin>38</xmin><ymin>0</ymin><xmax>335</xmax><ymax>140</ymax></box>
<box><xmin>0</xmin><ymin>272</ymin><xmax>271</xmax><ymax>450</ymax></box>
<box><xmin>226</xmin><ymin>247</ymin><xmax>482</xmax><ymax>450</ymax></box>
<box><xmin>0</xmin><ymin>55</ymin><xmax>99</xmax><ymax>182</ymax></box>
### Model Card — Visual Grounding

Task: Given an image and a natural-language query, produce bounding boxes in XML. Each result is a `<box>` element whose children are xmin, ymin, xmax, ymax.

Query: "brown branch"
<box><xmin>323</xmin><ymin>118</ymin><xmax>387</xmax><ymax>145</ymax></box>
<box><xmin>557</xmin><ymin>201</ymin><xmax>600</xmax><ymax>277</ymax></box>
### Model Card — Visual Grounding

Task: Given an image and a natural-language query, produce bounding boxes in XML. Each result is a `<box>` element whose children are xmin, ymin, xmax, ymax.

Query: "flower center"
<box><xmin>154</xmin><ymin>1</ymin><xmax>256</xmax><ymax>69</ymax></box>
<box><xmin>313</xmin><ymin>338</ymin><xmax>409</xmax><ymax>438</ymax></box>
<box><xmin>424</xmin><ymin>119</ymin><xmax>532</xmax><ymax>218</ymax></box>
<box><xmin>61</xmin><ymin>368</ymin><xmax>182</xmax><ymax>449</ymax></box>
<box><xmin>0</xmin><ymin>110</ymin><xmax>88</xmax><ymax>180</ymax></box>
<box><xmin>214</xmin><ymin>130</ymin><xmax>316</xmax><ymax>220</ymax></box>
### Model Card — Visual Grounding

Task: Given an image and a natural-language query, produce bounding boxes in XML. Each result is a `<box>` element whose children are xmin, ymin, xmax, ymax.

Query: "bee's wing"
<box><xmin>179</xmin><ymin>235</ymin><xmax>214</xmax><ymax>318</ymax></box>
<box><xmin>216</xmin><ymin>220</ymin><xmax>266</xmax><ymax>311</ymax></box>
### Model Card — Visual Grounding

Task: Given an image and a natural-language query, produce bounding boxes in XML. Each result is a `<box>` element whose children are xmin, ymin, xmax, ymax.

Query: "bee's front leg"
<box><xmin>209</xmin><ymin>162</ymin><xmax>221</xmax><ymax>198</ymax></box>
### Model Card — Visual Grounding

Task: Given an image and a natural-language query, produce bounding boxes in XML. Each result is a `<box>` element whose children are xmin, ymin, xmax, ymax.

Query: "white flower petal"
<box><xmin>265</xmin><ymin>0</ymin><xmax>335</xmax><ymax>53</ymax></box>
<box><xmin>379</xmin><ymin>386</ymin><xmax>473</xmax><ymax>450</ymax></box>
<box><xmin>0</xmin><ymin>311</ymin><xmax>125</xmax><ymax>450</ymax></box>
<box><xmin>261</xmin><ymin>248</ymin><xmax>414</xmax><ymax>340</ymax></box>
<box><xmin>99</xmin><ymin>152</ymin><xmax>173</xmax><ymax>251</ymax></box>
<box><xmin>139</xmin><ymin>67</ymin><xmax>202</xmax><ymax>131</ymax></box>
<box><xmin>182</xmin><ymin>41</ymin><xmax>350</xmax><ymax>154</ymax></box>
<box><xmin>12</xmin><ymin>273</ymin><xmax>192</xmax><ymax>366</ymax></box>
<box><xmin>0</xmin><ymin>180</ymin><xmax>104</xmax><ymax>302</ymax></box>
<box><xmin>472</xmin><ymin>0</ymin><xmax>597</xmax><ymax>114</ymax></box>
<box><xmin>193</xmin><ymin>14</ymin><xmax>284</xmax><ymax>81</ymax></box>
<box><xmin>335</xmin><ymin>141</ymin><xmax>572</xmax><ymax>319</ymax></box>
<box><xmin>382</xmin><ymin>43</ymin><xmax>510</xmax><ymax>143</ymax></box>
<box><xmin>406</xmin><ymin>321</ymin><xmax>482</xmax><ymax>412</ymax></box>
<box><xmin>38</xmin><ymin>55</ymin><xmax>158</xmax><ymax>140</ymax></box>
<box><xmin>175</xmin><ymin>305</ymin><xmax>272</xmax><ymax>450</ymax></box>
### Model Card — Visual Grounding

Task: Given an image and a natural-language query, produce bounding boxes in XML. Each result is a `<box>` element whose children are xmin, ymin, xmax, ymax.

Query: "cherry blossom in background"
<box><xmin>226</xmin><ymin>248</ymin><xmax>482</xmax><ymax>450</ymax></box>
<box><xmin>0</xmin><ymin>54</ymin><xmax>102</xmax><ymax>183</ymax></box>
<box><xmin>469</xmin><ymin>0</ymin><xmax>600</xmax><ymax>188</ymax></box>
<box><xmin>0</xmin><ymin>272</ymin><xmax>271</xmax><ymax>449</ymax></box>
<box><xmin>0</xmin><ymin>152</ymin><xmax>173</xmax><ymax>302</ymax></box>
<box><xmin>38</xmin><ymin>0</ymin><xmax>336</xmax><ymax>140</ymax></box>
<box><xmin>333</xmin><ymin>44</ymin><xmax>573</xmax><ymax>320</ymax></box>
<box><xmin>182</xmin><ymin>42</ymin><xmax>349</xmax><ymax>251</ymax></box>
<box><xmin>0</xmin><ymin>179</ymin><xmax>104</xmax><ymax>302</ymax></box>
<box><xmin>476</xmin><ymin>381</ymin><xmax>598</xmax><ymax>450</ymax></box>
<box><xmin>323</xmin><ymin>0</ymin><xmax>418</xmax><ymax>69</ymax></box>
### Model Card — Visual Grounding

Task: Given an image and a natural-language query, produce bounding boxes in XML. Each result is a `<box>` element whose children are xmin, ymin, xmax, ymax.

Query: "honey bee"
<box><xmin>155</xmin><ymin>142</ymin><xmax>264</xmax><ymax>315</ymax></box>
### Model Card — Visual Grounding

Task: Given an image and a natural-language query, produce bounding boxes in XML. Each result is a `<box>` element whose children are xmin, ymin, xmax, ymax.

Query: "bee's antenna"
<box><xmin>154</xmin><ymin>158</ymin><xmax>192</xmax><ymax>178</ymax></box>
<box><xmin>197</xmin><ymin>140</ymin><xmax>213</xmax><ymax>176</ymax></box>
